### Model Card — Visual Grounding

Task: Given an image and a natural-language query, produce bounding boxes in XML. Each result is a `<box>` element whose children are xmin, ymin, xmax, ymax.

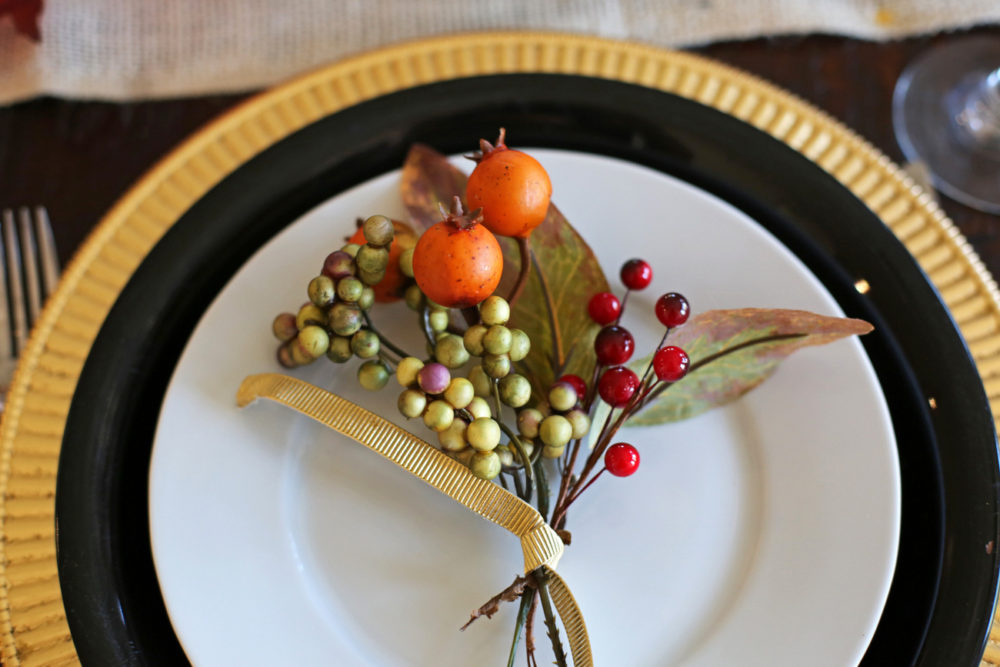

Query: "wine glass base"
<box><xmin>893</xmin><ymin>38</ymin><xmax>1000</xmax><ymax>214</ymax></box>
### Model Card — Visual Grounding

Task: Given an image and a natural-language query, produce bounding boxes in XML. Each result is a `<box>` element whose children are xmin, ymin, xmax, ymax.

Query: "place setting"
<box><xmin>2</xmin><ymin>8</ymin><xmax>1000</xmax><ymax>667</ymax></box>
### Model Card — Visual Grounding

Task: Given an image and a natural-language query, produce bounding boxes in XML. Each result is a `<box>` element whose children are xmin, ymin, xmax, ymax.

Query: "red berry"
<box><xmin>655</xmin><ymin>293</ymin><xmax>690</xmax><ymax>328</ymax></box>
<box><xmin>605</xmin><ymin>443</ymin><xmax>640</xmax><ymax>477</ymax></box>
<box><xmin>587</xmin><ymin>292</ymin><xmax>621</xmax><ymax>325</ymax></box>
<box><xmin>594</xmin><ymin>325</ymin><xmax>634</xmax><ymax>366</ymax></box>
<box><xmin>598</xmin><ymin>367</ymin><xmax>640</xmax><ymax>406</ymax></box>
<box><xmin>653</xmin><ymin>346</ymin><xmax>690</xmax><ymax>382</ymax></box>
<box><xmin>557</xmin><ymin>374</ymin><xmax>588</xmax><ymax>400</ymax></box>
<box><xmin>620</xmin><ymin>259</ymin><xmax>652</xmax><ymax>290</ymax></box>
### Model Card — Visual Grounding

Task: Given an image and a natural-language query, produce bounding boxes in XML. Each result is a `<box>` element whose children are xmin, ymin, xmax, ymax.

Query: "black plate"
<box><xmin>55</xmin><ymin>74</ymin><xmax>999</xmax><ymax>666</ymax></box>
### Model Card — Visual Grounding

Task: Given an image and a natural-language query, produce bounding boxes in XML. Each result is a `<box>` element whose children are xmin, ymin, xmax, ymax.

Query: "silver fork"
<box><xmin>0</xmin><ymin>207</ymin><xmax>60</xmax><ymax>408</ymax></box>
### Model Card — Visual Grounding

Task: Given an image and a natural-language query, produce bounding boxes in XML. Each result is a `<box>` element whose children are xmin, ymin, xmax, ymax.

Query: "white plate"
<box><xmin>149</xmin><ymin>150</ymin><xmax>900</xmax><ymax>666</ymax></box>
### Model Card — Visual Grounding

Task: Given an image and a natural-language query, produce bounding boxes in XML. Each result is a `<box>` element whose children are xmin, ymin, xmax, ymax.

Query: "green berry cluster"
<box><xmin>516</xmin><ymin>381</ymin><xmax>591</xmax><ymax>460</ymax></box>
<box><xmin>463</xmin><ymin>296</ymin><xmax>532</xmax><ymax>405</ymax></box>
<box><xmin>390</xmin><ymin>295</ymin><xmax>536</xmax><ymax>481</ymax></box>
<box><xmin>271</xmin><ymin>215</ymin><xmax>405</xmax><ymax>389</ymax></box>
<box><xmin>394</xmin><ymin>356</ymin><xmax>506</xmax><ymax>480</ymax></box>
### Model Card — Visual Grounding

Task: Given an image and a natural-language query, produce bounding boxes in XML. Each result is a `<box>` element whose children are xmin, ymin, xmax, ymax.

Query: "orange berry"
<box><xmin>412</xmin><ymin>200</ymin><xmax>503</xmax><ymax>309</ymax></box>
<box><xmin>466</xmin><ymin>128</ymin><xmax>552</xmax><ymax>239</ymax></box>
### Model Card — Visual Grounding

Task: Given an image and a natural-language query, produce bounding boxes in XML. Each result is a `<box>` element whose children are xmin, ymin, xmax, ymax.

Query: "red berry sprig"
<box><xmin>553</xmin><ymin>275</ymin><xmax>693</xmax><ymax>529</ymax></box>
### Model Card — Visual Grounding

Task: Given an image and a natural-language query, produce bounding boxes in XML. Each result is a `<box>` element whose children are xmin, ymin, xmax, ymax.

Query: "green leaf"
<box><xmin>629</xmin><ymin>308</ymin><xmax>873</xmax><ymax>426</ymax></box>
<box><xmin>398</xmin><ymin>144</ymin><xmax>609</xmax><ymax>396</ymax></box>
<box><xmin>505</xmin><ymin>210</ymin><xmax>609</xmax><ymax>397</ymax></box>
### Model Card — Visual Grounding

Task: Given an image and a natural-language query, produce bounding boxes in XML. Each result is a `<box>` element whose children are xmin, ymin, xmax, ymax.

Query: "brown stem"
<box><xmin>461</xmin><ymin>575</ymin><xmax>530</xmax><ymax>630</ymax></box>
<box><xmin>615</xmin><ymin>289</ymin><xmax>631</xmax><ymax>324</ymax></box>
<box><xmin>636</xmin><ymin>328</ymin><xmax>670</xmax><ymax>391</ymax></box>
<box><xmin>569</xmin><ymin>400</ymin><xmax>633</xmax><ymax>501</ymax></box>
<box><xmin>506</xmin><ymin>236</ymin><xmax>532</xmax><ymax>305</ymax></box>
<box><xmin>525</xmin><ymin>594</ymin><xmax>539</xmax><ymax>667</ymax></box>
<box><xmin>534</xmin><ymin>568</ymin><xmax>568</xmax><ymax>667</ymax></box>
<box><xmin>584</xmin><ymin>361</ymin><xmax>603</xmax><ymax>412</ymax></box>
<box><xmin>565</xmin><ymin>467</ymin><xmax>605</xmax><ymax>506</ymax></box>
<box><xmin>550</xmin><ymin>439</ymin><xmax>581</xmax><ymax>530</ymax></box>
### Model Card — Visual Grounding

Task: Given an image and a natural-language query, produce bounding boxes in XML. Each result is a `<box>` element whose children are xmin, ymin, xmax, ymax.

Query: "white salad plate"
<box><xmin>148</xmin><ymin>150</ymin><xmax>900</xmax><ymax>666</ymax></box>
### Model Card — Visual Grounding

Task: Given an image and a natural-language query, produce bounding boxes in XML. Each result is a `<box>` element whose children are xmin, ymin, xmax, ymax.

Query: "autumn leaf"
<box><xmin>0</xmin><ymin>0</ymin><xmax>42</xmax><ymax>41</ymax></box>
<box><xmin>399</xmin><ymin>144</ymin><xmax>609</xmax><ymax>395</ymax></box>
<box><xmin>401</xmin><ymin>144</ymin><xmax>468</xmax><ymax>232</ymax></box>
<box><xmin>629</xmin><ymin>308</ymin><xmax>873</xmax><ymax>425</ymax></box>
<box><xmin>503</xmin><ymin>202</ymin><xmax>609</xmax><ymax>395</ymax></box>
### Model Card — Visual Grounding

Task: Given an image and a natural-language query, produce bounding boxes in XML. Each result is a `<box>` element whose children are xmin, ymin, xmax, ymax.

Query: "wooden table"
<box><xmin>1</xmin><ymin>26</ymin><xmax>998</xmax><ymax>277</ymax></box>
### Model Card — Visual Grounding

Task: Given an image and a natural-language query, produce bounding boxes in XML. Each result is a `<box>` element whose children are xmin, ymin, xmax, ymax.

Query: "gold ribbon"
<box><xmin>236</xmin><ymin>372</ymin><xmax>592</xmax><ymax>666</ymax></box>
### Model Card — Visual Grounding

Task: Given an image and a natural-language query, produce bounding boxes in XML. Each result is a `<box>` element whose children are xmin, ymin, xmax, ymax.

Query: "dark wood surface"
<box><xmin>1</xmin><ymin>26</ymin><xmax>998</xmax><ymax>276</ymax></box>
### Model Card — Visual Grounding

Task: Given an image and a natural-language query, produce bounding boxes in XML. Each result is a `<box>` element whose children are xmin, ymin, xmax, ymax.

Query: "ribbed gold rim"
<box><xmin>1</xmin><ymin>31</ymin><xmax>998</xmax><ymax>666</ymax></box>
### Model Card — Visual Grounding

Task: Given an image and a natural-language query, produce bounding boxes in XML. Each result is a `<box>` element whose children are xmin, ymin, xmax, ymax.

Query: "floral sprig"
<box><xmin>267</xmin><ymin>130</ymin><xmax>873</xmax><ymax>665</ymax></box>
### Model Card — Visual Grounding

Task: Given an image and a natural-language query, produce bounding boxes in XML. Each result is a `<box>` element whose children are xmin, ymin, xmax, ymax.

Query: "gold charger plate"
<box><xmin>2</xmin><ymin>31</ymin><xmax>999</xmax><ymax>666</ymax></box>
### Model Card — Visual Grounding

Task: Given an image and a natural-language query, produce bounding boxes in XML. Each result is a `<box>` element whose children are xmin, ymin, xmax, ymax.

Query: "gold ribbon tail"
<box><xmin>237</xmin><ymin>373</ymin><xmax>593</xmax><ymax>666</ymax></box>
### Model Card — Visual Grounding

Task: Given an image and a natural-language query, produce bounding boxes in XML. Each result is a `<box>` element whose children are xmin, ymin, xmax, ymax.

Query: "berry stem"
<box><xmin>491</xmin><ymin>379</ymin><xmax>504</xmax><ymax>420</ymax></box>
<box><xmin>511</xmin><ymin>468</ymin><xmax>526</xmax><ymax>500</ymax></box>
<box><xmin>499</xmin><ymin>419</ymin><xmax>535</xmax><ymax>503</ymax></box>
<box><xmin>636</xmin><ymin>328</ymin><xmax>670</xmax><ymax>392</ymax></box>
<box><xmin>550</xmin><ymin>439</ymin><xmax>582</xmax><ymax>529</ymax></box>
<box><xmin>362</xmin><ymin>311</ymin><xmax>413</xmax><ymax>360</ymax></box>
<box><xmin>420</xmin><ymin>307</ymin><xmax>437</xmax><ymax>349</ymax></box>
<box><xmin>533</xmin><ymin>455</ymin><xmax>550</xmax><ymax>522</ymax></box>
<box><xmin>615</xmin><ymin>289</ymin><xmax>631</xmax><ymax>324</ymax></box>
<box><xmin>506</xmin><ymin>588</ymin><xmax>535</xmax><ymax>667</ymax></box>
<box><xmin>377</xmin><ymin>349</ymin><xmax>400</xmax><ymax>369</ymax></box>
<box><xmin>525</xmin><ymin>594</ymin><xmax>539</xmax><ymax>667</ymax></box>
<box><xmin>566</xmin><ymin>467</ymin><xmax>605</xmax><ymax>506</ymax></box>
<box><xmin>567</xmin><ymin>395</ymin><xmax>637</xmax><ymax>505</ymax></box>
<box><xmin>506</xmin><ymin>236</ymin><xmax>532</xmax><ymax>305</ymax></box>
<box><xmin>584</xmin><ymin>362</ymin><xmax>602</xmax><ymax>412</ymax></box>
<box><xmin>533</xmin><ymin>568</ymin><xmax>568</xmax><ymax>667</ymax></box>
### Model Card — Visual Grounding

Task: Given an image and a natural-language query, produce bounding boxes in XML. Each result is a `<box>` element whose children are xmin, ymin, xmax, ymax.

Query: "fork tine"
<box><xmin>3</xmin><ymin>212</ymin><xmax>27</xmax><ymax>355</ymax></box>
<box><xmin>33</xmin><ymin>206</ymin><xmax>59</xmax><ymax>296</ymax></box>
<box><xmin>18</xmin><ymin>207</ymin><xmax>42</xmax><ymax>326</ymax></box>
<box><xmin>0</xmin><ymin>212</ymin><xmax>11</xmax><ymax>363</ymax></box>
